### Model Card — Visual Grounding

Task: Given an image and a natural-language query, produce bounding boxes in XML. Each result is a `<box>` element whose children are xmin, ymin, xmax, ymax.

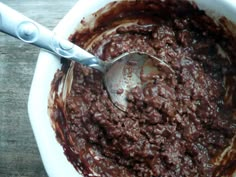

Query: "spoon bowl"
<box><xmin>104</xmin><ymin>51</ymin><xmax>173</xmax><ymax>111</ymax></box>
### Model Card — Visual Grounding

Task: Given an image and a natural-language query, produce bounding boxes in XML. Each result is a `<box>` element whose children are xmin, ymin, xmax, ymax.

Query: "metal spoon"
<box><xmin>0</xmin><ymin>3</ymin><xmax>173</xmax><ymax>111</ymax></box>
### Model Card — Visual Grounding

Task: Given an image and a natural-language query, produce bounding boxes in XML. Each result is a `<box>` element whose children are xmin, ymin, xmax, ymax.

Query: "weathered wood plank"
<box><xmin>0</xmin><ymin>1</ymin><xmax>77</xmax><ymax>177</ymax></box>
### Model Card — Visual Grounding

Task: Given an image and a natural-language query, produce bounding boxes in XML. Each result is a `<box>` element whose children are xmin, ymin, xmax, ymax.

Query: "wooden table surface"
<box><xmin>0</xmin><ymin>1</ymin><xmax>77</xmax><ymax>176</ymax></box>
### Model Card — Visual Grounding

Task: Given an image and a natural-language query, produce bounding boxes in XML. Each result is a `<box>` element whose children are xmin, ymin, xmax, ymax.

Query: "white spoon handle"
<box><xmin>0</xmin><ymin>2</ymin><xmax>105</xmax><ymax>71</ymax></box>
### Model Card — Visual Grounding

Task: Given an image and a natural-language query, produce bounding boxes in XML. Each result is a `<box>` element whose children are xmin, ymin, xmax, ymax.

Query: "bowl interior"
<box><xmin>28</xmin><ymin>0</ymin><xmax>236</xmax><ymax>177</ymax></box>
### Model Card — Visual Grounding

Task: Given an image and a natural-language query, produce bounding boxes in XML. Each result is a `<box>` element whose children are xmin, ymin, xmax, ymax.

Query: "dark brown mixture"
<box><xmin>49</xmin><ymin>0</ymin><xmax>236</xmax><ymax>176</ymax></box>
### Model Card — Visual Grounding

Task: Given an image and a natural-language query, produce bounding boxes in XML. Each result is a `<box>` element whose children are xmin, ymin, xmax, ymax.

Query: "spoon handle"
<box><xmin>0</xmin><ymin>2</ymin><xmax>104</xmax><ymax>69</ymax></box>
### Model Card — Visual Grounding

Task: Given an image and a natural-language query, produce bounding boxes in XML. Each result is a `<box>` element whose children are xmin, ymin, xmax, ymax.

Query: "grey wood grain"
<box><xmin>0</xmin><ymin>1</ymin><xmax>77</xmax><ymax>177</ymax></box>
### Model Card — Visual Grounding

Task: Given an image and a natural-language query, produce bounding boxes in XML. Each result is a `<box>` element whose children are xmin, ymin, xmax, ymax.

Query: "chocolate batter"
<box><xmin>49</xmin><ymin>0</ymin><xmax>236</xmax><ymax>176</ymax></box>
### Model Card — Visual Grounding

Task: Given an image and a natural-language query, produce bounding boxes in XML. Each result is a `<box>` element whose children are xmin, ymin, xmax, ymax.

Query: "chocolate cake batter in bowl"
<box><xmin>48</xmin><ymin>0</ymin><xmax>236</xmax><ymax>176</ymax></box>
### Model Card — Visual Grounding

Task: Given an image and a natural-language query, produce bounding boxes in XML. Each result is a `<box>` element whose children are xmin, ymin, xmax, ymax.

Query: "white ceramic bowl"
<box><xmin>28</xmin><ymin>0</ymin><xmax>236</xmax><ymax>177</ymax></box>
